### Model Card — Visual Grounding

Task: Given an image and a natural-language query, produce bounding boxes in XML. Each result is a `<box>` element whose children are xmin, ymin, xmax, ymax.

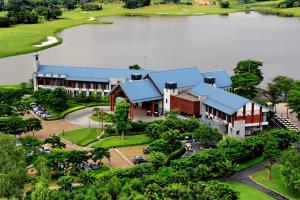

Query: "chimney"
<box><xmin>33</xmin><ymin>53</ymin><xmax>40</xmax><ymax>72</ymax></box>
<box><xmin>131</xmin><ymin>73</ymin><xmax>142</xmax><ymax>81</ymax></box>
<box><xmin>204</xmin><ymin>77</ymin><xmax>216</xmax><ymax>87</ymax></box>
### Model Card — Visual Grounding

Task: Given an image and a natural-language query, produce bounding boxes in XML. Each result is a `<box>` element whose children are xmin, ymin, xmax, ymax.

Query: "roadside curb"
<box><xmin>249</xmin><ymin>176</ymin><xmax>290</xmax><ymax>200</ymax></box>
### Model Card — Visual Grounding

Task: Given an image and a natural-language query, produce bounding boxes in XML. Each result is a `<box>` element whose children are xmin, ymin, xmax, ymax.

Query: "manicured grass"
<box><xmin>237</xmin><ymin>156</ymin><xmax>264</xmax><ymax>171</ymax></box>
<box><xmin>91</xmin><ymin>134</ymin><xmax>153</xmax><ymax>148</ymax></box>
<box><xmin>0</xmin><ymin>84</ymin><xmax>21</xmax><ymax>89</ymax></box>
<box><xmin>251</xmin><ymin>165</ymin><xmax>300</xmax><ymax>200</ymax></box>
<box><xmin>59</xmin><ymin>128</ymin><xmax>101</xmax><ymax>146</ymax></box>
<box><xmin>228</xmin><ymin>182</ymin><xmax>274</xmax><ymax>200</ymax></box>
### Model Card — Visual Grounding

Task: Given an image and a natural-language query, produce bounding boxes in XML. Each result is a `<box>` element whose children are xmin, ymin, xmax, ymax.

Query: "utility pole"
<box><xmin>144</xmin><ymin>56</ymin><xmax>147</xmax><ymax>68</ymax></box>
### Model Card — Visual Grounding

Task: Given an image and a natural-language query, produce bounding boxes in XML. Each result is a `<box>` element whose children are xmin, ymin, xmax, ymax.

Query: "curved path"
<box><xmin>65</xmin><ymin>106</ymin><xmax>110</xmax><ymax>128</ymax></box>
<box><xmin>228</xmin><ymin>161</ymin><xmax>289</xmax><ymax>200</ymax></box>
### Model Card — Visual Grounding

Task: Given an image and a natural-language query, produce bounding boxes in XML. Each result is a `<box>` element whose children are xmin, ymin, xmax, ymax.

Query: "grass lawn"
<box><xmin>251</xmin><ymin>165</ymin><xmax>300</xmax><ymax>200</ymax></box>
<box><xmin>59</xmin><ymin>128</ymin><xmax>101</xmax><ymax>146</ymax></box>
<box><xmin>2</xmin><ymin>1</ymin><xmax>299</xmax><ymax>58</ymax></box>
<box><xmin>92</xmin><ymin>134</ymin><xmax>153</xmax><ymax>148</ymax></box>
<box><xmin>228</xmin><ymin>182</ymin><xmax>274</xmax><ymax>200</ymax></box>
<box><xmin>237</xmin><ymin>156</ymin><xmax>264</xmax><ymax>171</ymax></box>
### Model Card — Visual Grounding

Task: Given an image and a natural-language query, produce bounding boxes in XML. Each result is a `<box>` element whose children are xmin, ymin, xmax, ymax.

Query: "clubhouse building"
<box><xmin>32</xmin><ymin>54</ymin><xmax>269</xmax><ymax>138</ymax></box>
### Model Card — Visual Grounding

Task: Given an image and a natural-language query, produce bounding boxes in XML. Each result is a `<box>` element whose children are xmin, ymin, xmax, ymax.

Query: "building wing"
<box><xmin>188</xmin><ymin>83</ymin><xmax>250</xmax><ymax>115</ymax></box>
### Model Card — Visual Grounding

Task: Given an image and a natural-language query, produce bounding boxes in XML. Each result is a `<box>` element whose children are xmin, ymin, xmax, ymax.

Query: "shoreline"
<box><xmin>0</xmin><ymin>3</ymin><xmax>299</xmax><ymax>59</ymax></box>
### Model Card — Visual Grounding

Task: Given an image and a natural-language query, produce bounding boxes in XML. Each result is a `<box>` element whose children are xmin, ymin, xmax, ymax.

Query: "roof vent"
<box><xmin>204</xmin><ymin>77</ymin><xmax>215</xmax><ymax>85</ymax></box>
<box><xmin>131</xmin><ymin>74</ymin><xmax>142</xmax><ymax>81</ymax></box>
<box><xmin>165</xmin><ymin>82</ymin><xmax>177</xmax><ymax>89</ymax></box>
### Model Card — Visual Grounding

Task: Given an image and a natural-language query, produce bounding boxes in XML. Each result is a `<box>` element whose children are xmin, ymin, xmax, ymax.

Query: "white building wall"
<box><xmin>163</xmin><ymin>88</ymin><xmax>178</xmax><ymax>113</ymax></box>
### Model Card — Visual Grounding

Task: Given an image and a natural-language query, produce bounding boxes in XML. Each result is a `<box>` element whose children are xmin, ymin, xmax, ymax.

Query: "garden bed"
<box><xmin>91</xmin><ymin>134</ymin><xmax>153</xmax><ymax>148</ymax></box>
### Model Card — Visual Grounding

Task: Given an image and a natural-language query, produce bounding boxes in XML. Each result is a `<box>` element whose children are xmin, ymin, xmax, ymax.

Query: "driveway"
<box><xmin>65</xmin><ymin>106</ymin><xmax>110</xmax><ymax>128</ymax></box>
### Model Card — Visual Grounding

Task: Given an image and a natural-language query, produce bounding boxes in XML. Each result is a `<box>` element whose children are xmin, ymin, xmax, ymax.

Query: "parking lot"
<box><xmin>30</xmin><ymin>102</ymin><xmax>53</xmax><ymax>119</ymax></box>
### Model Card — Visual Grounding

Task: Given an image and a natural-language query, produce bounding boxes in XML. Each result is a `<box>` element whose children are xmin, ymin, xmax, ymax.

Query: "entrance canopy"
<box><xmin>112</xmin><ymin>79</ymin><xmax>162</xmax><ymax>103</ymax></box>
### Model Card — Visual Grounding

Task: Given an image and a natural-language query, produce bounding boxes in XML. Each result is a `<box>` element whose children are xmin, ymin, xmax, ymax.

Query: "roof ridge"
<box><xmin>202</xmin><ymin>69</ymin><xmax>226</xmax><ymax>73</ymax></box>
<box><xmin>149</xmin><ymin>66</ymin><xmax>199</xmax><ymax>74</ymax></box>
<box><xmin>40</xmin><ymin>65</ymin><xmax>152</xmax><ymax>72</ymax></box>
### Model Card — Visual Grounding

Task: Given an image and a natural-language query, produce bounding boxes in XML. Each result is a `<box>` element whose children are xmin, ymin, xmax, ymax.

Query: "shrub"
<box><xmin>129</xmin><ymin>120</ymin><xmax>148</xmax><ymax>132</ymax></box>
<box><xmin>220</xmin><ymin>1</ymin><xmax>230</xmax><ymax>8</ymax></box>
<box><xmin>293</xmin><ymin>1</ymin><xmax>300</xmax><ymax>7</ymax></box>
<box><xmin>81</xmin><ymin>3</ymin><xmax>102</xmax><ymax>11</ymax></box>
<box><xmin>0</xmin><ymin>16</ymin><xmax>10</xmax><ymax>27</ymax></box>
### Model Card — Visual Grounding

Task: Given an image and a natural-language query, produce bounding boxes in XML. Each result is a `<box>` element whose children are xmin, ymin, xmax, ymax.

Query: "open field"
<box><xmin>251</xmin><ymin>165</ymin><xmax>300</xmax><ymax>200</ymax></box>
<box><xmin>92</xmin><ymin>134</ymin><xmax>153</xmax><ymax>148</ymax></box>
<box><xmin>228</xmin><ymin>182</ymin><xmax>274</xmax><ymax>200</ymax></box>
<box><xmin>59</xmin><ymin>127</ymin><xmax>101</xmax><ymax>146</ymax></box>
<box><xmin>1</xmin><ymin>1</ymin><xmax>299</xmax><ymax>58</ymax></box>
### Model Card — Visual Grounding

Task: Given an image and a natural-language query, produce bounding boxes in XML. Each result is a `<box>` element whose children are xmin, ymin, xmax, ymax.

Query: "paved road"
<box><xmin>65</xmin><ymin>106</ymin><xmax>110</xmax><ymax>128</ymax></box>
<box><xmin>227</xmin><ymin>161</ymin><xmax>289</xmax><ymax>200</ymax></box>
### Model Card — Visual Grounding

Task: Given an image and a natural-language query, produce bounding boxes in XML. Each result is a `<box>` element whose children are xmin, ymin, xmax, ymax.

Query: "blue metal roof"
<box><xmin>188</xmin><ymin>83</ymin><xmax>249</xmax><ymax>115</ymax></box>
<box><xmin>37</xmin><ymin>65</ymin><xmax>153</xmax><ymax>82</ymax></box>
<box><xmin>120</xmin><ymin>80</ymin><xmax>162</xmax><ymax>103</ymax></box>
<box><xmin>201</xmin><ymin>70</ymin><xmax>232</xmax><ymax>88</ymax></box>
<box><xmin>148</xmin><ymin>67</ymin><xmax>204</xmax><ymax>93</ymax></box>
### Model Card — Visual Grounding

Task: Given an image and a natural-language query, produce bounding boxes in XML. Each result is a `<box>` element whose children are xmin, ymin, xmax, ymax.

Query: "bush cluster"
<box><xmin>279</xmin><ymin>0</ymin><xmax>300</xmax><ymax>8</ymax></box>
<box><xmin>123</xmin><ymin>0</ymin><xmax>151</xmax><ymax>9</ymax></box>
<box><xmin>81</xmin><ymin>3</ymin><xmax>102</xmax><ymax>11</ymax></box>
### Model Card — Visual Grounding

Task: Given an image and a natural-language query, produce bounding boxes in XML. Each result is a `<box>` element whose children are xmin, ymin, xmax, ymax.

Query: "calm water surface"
<box><xmin>0</xmin><ymin>12</ymin><xmax>300</xmax><ymax>85</ymax></box>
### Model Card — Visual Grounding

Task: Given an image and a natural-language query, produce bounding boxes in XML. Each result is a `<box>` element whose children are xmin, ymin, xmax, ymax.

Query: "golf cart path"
<box><xmin>65</xmin><ymin>106</ymin><xmax>110</xmax><ymax>127</ymax></box>
<box><xmin>228</xmin><ymin>161</ymin><xmax>289</xmax><ymax>200</ymax></box>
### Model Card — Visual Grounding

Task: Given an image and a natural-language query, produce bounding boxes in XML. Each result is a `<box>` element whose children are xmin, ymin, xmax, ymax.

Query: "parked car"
<box><xmin>90</xmin><ymin>163</ymin><xmax>99</xmax><ymax>170</ymax></box>
<box><xmin>30</xmin><ymin>102</ymin><xmax>38</xmax><ymax>108</ymax></box>
<box><xmin>143</xmin><ymin>147</ymin><xmax>150</xmax><ymax>154</ymax></box>
<box><xmin>132</xmin><ymin>156</ymin><xmax>147</xmax><ymax>164</ymax></box>
<box><xmin>81</xmin><ymin>163</ymin><xmax>91</xmax><ymax>171</ymax></box>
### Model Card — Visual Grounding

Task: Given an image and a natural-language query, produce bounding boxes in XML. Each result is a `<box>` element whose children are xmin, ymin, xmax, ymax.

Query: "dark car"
<box><xmin>81</xmin><ymin>163</ymin><xmax>91</xmax><ymax>171</ymax></box>
<box><xmin>132</xmin><ymin>156</ymin><xmax>147</xmax><ymax>164</ymax></box>
<box><xmin>90</xmin><ymin>163</ymin><xmax>99</xmax><ymax>170</ymax></box>
<box><xmin>143</xmin><ymin>147</ymin><xmax>150</xmax><ymax>154</ymax></box>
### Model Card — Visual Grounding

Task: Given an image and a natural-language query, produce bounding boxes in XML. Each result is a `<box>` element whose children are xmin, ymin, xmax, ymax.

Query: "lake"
<box><xmin>0</xmin><ymin>12</ymin><xmax>299</xmax><ymax>86</ymax></box>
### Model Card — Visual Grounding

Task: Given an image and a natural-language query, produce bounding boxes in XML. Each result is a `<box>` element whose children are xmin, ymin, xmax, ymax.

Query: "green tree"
<box><xmin>193</xmin><ymin>125</ymin><xmax>223</xmax><ymax>148</ymax></box>
<box><xmin>144</xmin><ymin>183</ymin><xmax>162</xmax><ymax>200</ymax></box>
<box><xmin>129</xmin><ymin>64</ymin><xmax>141</xmax><ymax>70</ymax></box>
<box><xmin>20</xmin><ymin>135</ymin><xmax>42</xmax><ymax>152</ymax></box>
<box><xmin>287</xmin><ymin>82</ymin><xmax>300</xmax><ymax>120</ymax></box>
<box><xmin>92</xmin><ymin>147</ymin><xmax>110</xmax><ymax>163</ymax></box>
<box><xmin>35</xmin><ymin>156</ymin><xmax>52</xmax><ymax>185</ymax></box>
<box><xmin>0</xmin><ymin>134</ymin><xmax>26</xmax><ymax>198</ymax></box>
<box><xmin>148</xmin><ymin>152</ymin><xmax>166</xmax><ymax>169</ymax></box>
<box><xmin>202</xmin><ymin>181</ymin><xmax>239</xmax><ymax>200</ymax></box>
<box><xmin>194</xmin><ymin>164</ymin><xmax>213</xmax><ymax>181</ymax></box>
<box><xmin>78</xmin><ymin>171</ymin><xmax>96</xmax><ymax>185</ymax></box>
<box><xmin>24</xmin><ymin>118</ymin><xmax>42</xmax><ymax>135</ymax></box>
<box><xmin>234</xmin><ymin>59</ymin><xmax>264</xmax><ymax>83</ymax></box>
<box><xmin>273</xmin><ymin>76</ymin><xmax>295</xmax><ymax>102</ymax></box>
<box><xmin>114</xmin><ymin>100</ymin><xmax>130</xmax><ymax>141</ymax></box>
<box><xmin>45</xmin><ymin>135</ymin><xmax>65</xmax><ymax>148</ymax></box>
<box><xmin>163</xmin><ymin>183</ymin><xmax>193</xmax><ymax>200</ymax></box>
<box><xmin>263</xmin><ymin>138</ymin><xmax>281</xmax><ymax>180</ymax></box>
<box><xmin>231</xmin><ymin>72</ymin><xmax>261</xmax><ymax>99</ymax></box>
<box><xmin>31</xmin><ymin>181</ymin><xmax>53</xmax><ymax>200</ymax></box>
<box><xmin>216</xmin><ymin>159</ymin><xmax>238</xmax><ymax>182</ymax></box>
<box><xmin>0</xmin><ymin>104</ymin><xmax>14</xmax><ymax>116</ymax></box>
<box><xmin>57</xmin><ymin>175</ymin><xmax>75</xmax><ymax>191</ymax></box>
<box><xmin>264</xmin><ymin>82</ymin><xmax>281</xmax><ymax>111</ymax></box>
<box><xmin>280</xmin><ymin>148</ymin><xmax>300</xmax><ymax>191</ymax></box>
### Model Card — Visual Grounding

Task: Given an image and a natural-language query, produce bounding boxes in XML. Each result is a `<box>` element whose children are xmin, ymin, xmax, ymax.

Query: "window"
<box><xmin>166</xmin><ymin>99</ymin><xmax>168</xmax><ymax>103</ymax></box>
<box><xmin>82</xmin><ymin>83</ymin><xmax>86</xmax><ymax>89</ymax></box>
<box><xmin>81</xmin><ymin>91</ymin><xmax>86</xmax><ymax>96</ymax></box>
<box><xmin>75</xmin><ymin>82</ymin><xmax>79</xmax><ymax>88</ymax></box>
<box><xmin>74</xmin><ymin>90</ymin><xmax>79</xmax><ymax>97</ymax></box>
<box><xmin>97</xmin><ymin>92</ymin><xmax>102</xmax><ymax>97</ymax></box>
<box><xmin>236</xmin><ymin>131</ymin><xmax>240</xmax><ymax>135</ymax></box>
<box><xmin>90</xmin><ymin>83</ymin><xmax>94</xmax><ymax>89</ymax></box>
<box><xmin>104</xmin><ymin>92</ymin><xmax>109</xmax><ymax>96</ymax></box>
